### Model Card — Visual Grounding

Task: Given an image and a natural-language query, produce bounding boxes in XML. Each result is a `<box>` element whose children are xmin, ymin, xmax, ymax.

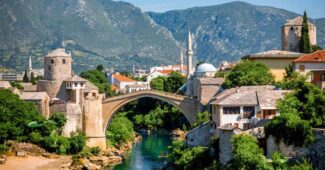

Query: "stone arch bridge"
<box><xmin>85</xmin><ymin>90</ymin><xmax>199</xmax><ymax>149</ymax></box>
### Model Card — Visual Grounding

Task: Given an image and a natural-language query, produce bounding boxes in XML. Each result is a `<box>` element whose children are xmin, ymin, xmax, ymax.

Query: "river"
<box><xmin>106</xmin><ymin>132</ymin><xmax>173</xmax><ymax>170</ymax></box>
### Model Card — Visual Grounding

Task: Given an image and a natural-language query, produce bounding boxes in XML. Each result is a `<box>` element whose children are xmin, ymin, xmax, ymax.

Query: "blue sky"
<box><xmin>114</xmin><ymin>0</ymin><xmax>325</xmax><ymax>19</ymax></box>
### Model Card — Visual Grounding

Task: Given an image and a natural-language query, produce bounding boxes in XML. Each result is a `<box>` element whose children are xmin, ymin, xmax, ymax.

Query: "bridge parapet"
<box><xmin>103</xmin><ymin>90</ymin><xmax>189</xmax><ymax>102</ymax></box>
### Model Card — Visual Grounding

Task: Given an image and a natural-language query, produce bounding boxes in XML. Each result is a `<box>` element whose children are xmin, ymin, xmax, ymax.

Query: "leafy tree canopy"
<box><xmin>223</xmin><ymin>60</ymin><xmax>274</xmax><ymax>88</ymax></box>
<box><xmin>0</xmin><ymin>89</ymin><xmax>44</xmax><ymax>143</ymax></box>
<box><xmin>80</xmin><ymin>67</ymin><xmax>115</xmax><ymax>97</ymax></box>
<box><xmin>228</xmin><ymin>134</ymin><xmax>271</xmax><ymax>170</ymax></box>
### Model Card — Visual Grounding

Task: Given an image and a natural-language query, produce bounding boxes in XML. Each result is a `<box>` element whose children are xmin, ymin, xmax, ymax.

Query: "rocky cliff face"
<box><xmin>148</xmin><ymin>1</ymin><xmax>325</xmax><ymax>65</ymax></box>
<box><xmin>0</xmin><ymin>0</ymin><xmax>180</xmax><ymax>72</ymax></box>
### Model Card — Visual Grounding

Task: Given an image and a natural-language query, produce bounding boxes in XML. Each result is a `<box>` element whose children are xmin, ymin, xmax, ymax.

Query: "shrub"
<box><xmin>192</xmin><ymin>111</ymin><xmax>210</xmax><ymax>128</ymax></box>
<box><xmin>227</xmin><ymin>134</ymin><xmax>271</xmax><ymax>170</ymax></box>
<box><xmin>57</xmin><ymin>136</ymin><xmax>70</xmax><ymax>155</ymax></box>
<box><xmin>106</xmin><ymin>116</ymin><xmax>134</xmax><ymax>146</ymax></box>
<box><xmin>0</xmin><ymin>144</ymin><xmax>9</xmax><ymax>154</ymax></box>
<box><xmin>29</xmin><ymin>132</ymin><xmax>43</xmax><ymax>144</ymax></box>
<box><xmin>90</xmin><ymin>147</ymin><xmax>101</xmax><ymax>156</ymax></box>
<box><xmin>290</xmin><ymin>158</ymin><xmax>314</xmax><ymax>170</ymax></box>
<box><xmin>69</xmin><ymin>133</ymin><xmax>86</xmax><ymax>154</ymax></box>
<box><xmin>49</xmin><ymin>112</ymin><xmax>67</xmax><ymax>129</ymax></box>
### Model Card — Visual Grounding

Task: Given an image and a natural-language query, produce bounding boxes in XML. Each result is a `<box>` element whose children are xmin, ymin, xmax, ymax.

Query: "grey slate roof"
<box><xmin>199</xmin><ymin>78</ymin><xmax>224</xmax><ymax>85</ymax></box>
<box><xmin>65</xmin><ymin>75</ymin><xmax>87</xmax><ymax>82</ymax></box>
<box><xmin>210</xmin><ymin>86</ymin><xmax>290</xmax><ymax>108</ymax></box>
<box><xmin>19</xmin><ymin>92</ymin><xmax>49</xmax><ymax>101</ymax></box>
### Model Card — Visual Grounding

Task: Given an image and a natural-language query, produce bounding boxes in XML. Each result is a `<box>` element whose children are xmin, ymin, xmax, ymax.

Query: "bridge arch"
<box><xmin>101</xmin><ymin>90</ymin><xmax>198</xmax><ymax>136</ymax></box>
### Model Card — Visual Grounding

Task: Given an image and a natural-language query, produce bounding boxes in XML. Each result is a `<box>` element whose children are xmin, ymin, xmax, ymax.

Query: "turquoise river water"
<box><xmin>106</xmin><ymin>133</ymin><xmax>173</xmax><ymax>170</ymax></box>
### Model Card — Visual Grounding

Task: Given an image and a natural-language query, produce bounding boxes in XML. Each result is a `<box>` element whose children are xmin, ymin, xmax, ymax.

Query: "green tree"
<box><xmin>49</xmin><ymin>112</ymin><xmax>67</xmax><ymax>134</ymax></box>
<box><xmin>68</xmin><ymin>132</ymin><xmax>86</xmax><ymax>154</ymax></box>
<box><xmin>0</xmin><ymin>89</ymin><xmax>44</xmax><ymax>143</ymax></box>
<box><xmin>23</xmin><ymin>70</ymin><xmax>29</xmax><ymax>82</ymax></box>
<box><xmin>299</xmin><ymin>11</ymin><xmax>311</xmax><ymax>53</ymax></box>
<box><xmin>96</xmin><ymin>64</ymin><xmax>104</xmax><ymax>72</ymax></box>
<box><xmin>192</xmin><ymin>111</ymin><xmax>210</xmax><ymax>128</ymax></box>
<box><xmin>223</xmin><ymin>60</ymin><xmax>274</xmax><ymax>88</ymax></box>
<box><xmin>150</xmin><ymin>76</ymin><xmax>166</xmax><ymax>91</ymax></box>
<box><xmin>311</xmin><ymin>45</ymin><xmax>322</xmax><ymax>53</ymax></box>
<box><xmin>227</xmin><ymin>134</ymin><xmax>271</xmax><ymax>170</ymax></box>
<box><xmin>106</xmin><ymin>116</ymin><xmax>135</xmax><ymax>146</ymax></box>
<box><xmin>164</xmin><ymin>71</ymin><xmax>186</xmax><ymax>93</ymax></box>
<box><xmin>271</xmin><ymin>151</ymin><xmax>287</xmax><ymax>169</ymax></box>
<box><xmin>80</xmin><ymin>69</ymin><xmax>115</xmax><ymax>97</ymax></box>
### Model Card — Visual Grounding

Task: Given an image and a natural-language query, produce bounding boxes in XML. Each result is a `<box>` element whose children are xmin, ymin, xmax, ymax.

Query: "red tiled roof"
<box><xmin>111</xmin><ymin>85</ymin><xmax>118</xmax><ymax>91</ymax></box>
<box><xmin>294</xmin><ymin>50</ymin><xmax>325</xmax><ymax>63</ymax></box>
<box><xmin>113</xmin><ymin>74</ymin><xmax>135</xmax><ymax>82</ymax></box>
<box><xmin>158</xmin><ymin>70</ymin><xmax>173</xmax><ymax>75</ymax></box>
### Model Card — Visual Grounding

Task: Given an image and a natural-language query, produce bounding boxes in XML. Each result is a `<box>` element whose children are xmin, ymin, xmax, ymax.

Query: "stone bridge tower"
<box><xmin>282</xmin><ymin>16</ymin><xmax>316</xmax><ymax>52</ymax></box>
<box><xmin>37</xmin><ymin>48</ymin><xmax>72</xmax><ymax>100</ymax></box>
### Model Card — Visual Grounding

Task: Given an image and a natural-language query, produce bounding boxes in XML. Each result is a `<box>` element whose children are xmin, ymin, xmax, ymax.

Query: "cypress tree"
<box><xmin>299</xmin><ymin>11</ymin><xmax>311</xmax><ymax>53</ymax></box>
<box><xmin>23</xmin><ymin>70</ymin><xmax>29</xmax><ymax>82</ymax></box>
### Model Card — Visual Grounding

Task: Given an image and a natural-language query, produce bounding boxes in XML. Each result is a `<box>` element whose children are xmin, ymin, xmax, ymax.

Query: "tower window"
<box><xmin>51</xmin><ymin>59</ymin><xmax>54</xmax><ymax>64</ymax></box>
<box><xmin>290</xmin><ymin>27</ymin><xmax>293</xmax><ymax>31</ymax></box>
<box><xmin>48</xmin><ymin>66</ymin><xmax>51</xmax><ymax>70</ymax></box>
<box><xmin>62</xmin><ymin>59</ymin><xmax>66</xmax><ymax>64</ymax></box>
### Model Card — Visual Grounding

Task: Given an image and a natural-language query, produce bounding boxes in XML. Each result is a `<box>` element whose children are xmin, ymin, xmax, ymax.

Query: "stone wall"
<box><xmin>266</xmin><ymin>128</ymin><xmax>325</xmax><ymax>170</ymax></box>
<box><xmin>62</xmin><ymin>103</ymin><xmax>83</xmax><ymax>137</ymax></box>
<box><xmin>219</xmin><ymin>127</ymin><xmax>242</xmax><ymax>165</ymax></box>
<box><xmin>186</xmin><ymin>121</ymin><xmax>212</xmax><ymax>147</ymax></box>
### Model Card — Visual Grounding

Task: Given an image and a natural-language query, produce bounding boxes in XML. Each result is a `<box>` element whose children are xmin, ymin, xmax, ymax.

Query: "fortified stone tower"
<box><xmin>37</xmin><ymin>48</ymin><xmax>73</xmax><ymax>99</ymax></box>
<box><xmin>282</xmin><ymin>16</ymin><xmax>317</xmax><ymax>52</ymax></box>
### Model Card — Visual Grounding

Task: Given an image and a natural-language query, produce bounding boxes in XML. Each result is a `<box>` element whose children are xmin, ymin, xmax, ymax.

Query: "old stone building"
<box><xmin>282</xmin><ymin>16</ymin><xmax>317</xmax><ymax>52</ymax></box>
<box><xmin>36</xmin><ymin>49</ymin><xmax>104</xmax><ymax>148</ymax></box>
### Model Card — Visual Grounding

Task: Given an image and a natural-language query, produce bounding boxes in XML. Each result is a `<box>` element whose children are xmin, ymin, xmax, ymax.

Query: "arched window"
<box><xmin>62</xmin><ymin>59</ymin><xmax>66</xmax><ymax>64</ymax></box>
<box><xmin>51</xmin><ymin>59</ymin><xmax>54</xmax><ymax>64</ymax></box>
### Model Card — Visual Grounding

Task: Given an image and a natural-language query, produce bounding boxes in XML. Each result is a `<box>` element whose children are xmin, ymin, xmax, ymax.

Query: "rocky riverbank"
<box><xmin>70</xmin><ymin>132</ymin><xmax>142</xmax><ymax>169</ymax></box>
<box><xmin>0</xmin><ymin>133</ymin><xmax>142</xmax><ymax>170</ymax></box>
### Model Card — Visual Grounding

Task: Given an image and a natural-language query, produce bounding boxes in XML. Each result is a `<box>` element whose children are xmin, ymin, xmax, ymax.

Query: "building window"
<box><xmin>322</xmin><ymin>75</ymin><xmax>325</xmax><ymax>81</ymax></box>
<box><xmin>223</xmin><ymin>107</ymin><xmax>240</xmax><ymax>114</ymax></box>
<box><xmin>299</xmin><ymin>65</ymin><xmax>305</xmax><ymax>72</ymax></box>
<box><xmin>48</xmin><ymin>66</ymin><xmax>51</xmax><ymax>70</ymax></box>
<box><xmin>74</xmin><ymin>83</ymin><xmax>78</xmax><ymax>87</ymax></box>
<box><xmin>290</xmin><ymin>27</ymin><xmax>293</xmax><ymax>31</ymax></box>
<box><xmin>80</xmin><ymin>83</ymin><xmax>83</xmax><ymax>87</ymax></box>
<box><xmin>243</xmin><ymin>106</ymin><xmax>255</xmax><ymax>119</ymax></box>
<box><xmin>62</xmin><ymin>59</ymin><xmax>66</xmax><ymax>64</ymax></box>
<box><xmin>51</xmin><ymin>59</ymin><xmax>54</xmax><ymax>64</ymax></box>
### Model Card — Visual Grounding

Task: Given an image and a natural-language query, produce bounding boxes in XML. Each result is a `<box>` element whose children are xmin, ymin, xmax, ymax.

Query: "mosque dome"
<box><xmin>195</xmin><ymin>63</ymin><xmax>217</xmax><ymax>73</ymax></box>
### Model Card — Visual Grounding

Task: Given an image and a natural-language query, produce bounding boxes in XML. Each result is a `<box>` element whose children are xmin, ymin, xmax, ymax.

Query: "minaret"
<box><xmin>28</xmin><ymin>56</ymin><xmax>33</xmax><ymax>78</ymax></box>
<box><xmin>180</xmin><ymin>50</ymin><xmax>184</xmax><ymax>72</ymax></box>
<box><xmin>187</xmin><ymin>30</ymin><xmax>193</xmax><ymax>77</ymax></box>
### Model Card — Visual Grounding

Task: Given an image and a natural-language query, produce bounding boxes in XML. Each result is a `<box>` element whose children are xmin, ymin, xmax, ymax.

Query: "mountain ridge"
<box><xmin>147</xmin><ymin>1</ymin><xmax>325</xmax><ymax>65</ymax></box>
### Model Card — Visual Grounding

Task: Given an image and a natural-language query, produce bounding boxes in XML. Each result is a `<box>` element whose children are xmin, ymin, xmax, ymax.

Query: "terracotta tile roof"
<box><xmin>294</xmin><ymin>50</ymin><xmax>325</xmax><ymax>63</ymax></box>
<box><xmin>158</xmin><ymin>70</ymin><xmax>173</xmax><ymax>75</ymax></box>
<box><xmin>111</xmin><ymin>85</ymin><xmax>118</xmax><ymax>91</ymax></box>
<box><xmin>113</xmin><ymin>73</ymin><xmax>136</xmax><ymax>82</ymax></box>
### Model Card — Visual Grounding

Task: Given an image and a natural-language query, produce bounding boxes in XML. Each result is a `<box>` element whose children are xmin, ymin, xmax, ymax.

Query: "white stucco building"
<box><xmin>294</xmin><ymin>50</ymin><xmax>325</xmax><ymax>89</ymax></box>
<box><xmin>210</xmin><ymin>86</ymin><xmax>290</xmax><ymax>131</ymax></box>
